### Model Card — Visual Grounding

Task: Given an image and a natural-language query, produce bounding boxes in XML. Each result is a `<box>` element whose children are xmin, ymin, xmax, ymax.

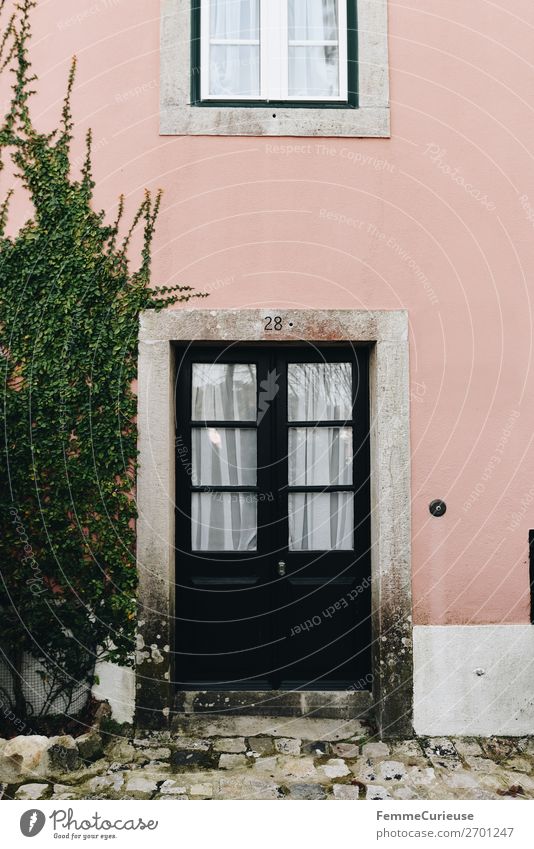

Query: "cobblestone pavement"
<box><xmin>3</xmin><ymin>716</ymin><xmax>534</xmax><ymax>800</ymax></box>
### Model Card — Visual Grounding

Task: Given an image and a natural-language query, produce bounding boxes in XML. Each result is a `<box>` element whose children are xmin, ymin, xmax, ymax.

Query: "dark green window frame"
<box><xmin>190</xmin><ymin>0</ymin><xmax>358</xmax><ymax>109</ymax></box>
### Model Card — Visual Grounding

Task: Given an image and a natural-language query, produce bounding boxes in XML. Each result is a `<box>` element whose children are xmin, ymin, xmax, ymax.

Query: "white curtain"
<box><xmin>288</xmin><ymin>362</ymin><xmax>352</xmax><ymax>421</ymax></box>
<box><xmin>191</xmin><ymin>361</ymin><xmax>258</xmax><ymax>551</ymax></box>
<box><xmin>192</xmin><ymin>427</ymin><xmax>256</xmax><ymax>486</ymax></box>
<box><xmin>287</xmin><ymin>362</ymin><xmax>353</xmax><ymax>550</ymax></box>
<box><xmin>288</xmin><ymin>0</ymin><xmax>339</xmax><ymax>97</ymax></box>
<box><xmin>209</xmin><ymin>0</ymin><xmax>260</xmax><ymax>96</ymax></box>
<box><xmin>289</xmin><ymin>492</ymin><xmax>354</xmax><ymax>550</ymax></box>
<box><xmin>192</xmin><ymin>492</ymin><xmax>257</xmax><ymax>551</ymax></box>
<box><xmin>192</xmin><ymin>363</ymin><xmax>256</xmax><ymax>421</ymax></box>
<box><xmin>288</xmin><ymin>427</ymin><xmax>352</xmax><ymax>486</ymax></box>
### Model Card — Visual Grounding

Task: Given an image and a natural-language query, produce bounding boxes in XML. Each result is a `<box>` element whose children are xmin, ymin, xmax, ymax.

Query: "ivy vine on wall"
<box><xmin>0</xmin><ymin>0</ymin><xmax>199</xmax><ymax>727</ymax></box>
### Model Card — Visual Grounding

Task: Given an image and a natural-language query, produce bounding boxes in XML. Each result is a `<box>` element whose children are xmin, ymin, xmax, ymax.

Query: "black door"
<box><xmin>174</xmin><ymin>344</ymin><xmax>371</xmax><ymax>691</ymax></box>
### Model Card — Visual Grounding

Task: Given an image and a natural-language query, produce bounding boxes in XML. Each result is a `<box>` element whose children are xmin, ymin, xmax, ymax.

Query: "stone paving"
<box><xmin>2</xmin><ymin>715</ymin><xmax>534</xmax><ymax>800</ymax></box>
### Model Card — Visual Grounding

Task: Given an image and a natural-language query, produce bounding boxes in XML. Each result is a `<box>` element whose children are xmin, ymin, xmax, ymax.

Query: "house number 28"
<box><xmin>264</xmin><ymin>316</ymin><xmax>293</xmax><ymax>331</ymax></box>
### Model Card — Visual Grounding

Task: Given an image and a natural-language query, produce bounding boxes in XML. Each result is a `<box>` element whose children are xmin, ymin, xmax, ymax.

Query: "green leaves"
<box><xmin>0</xmin><ymin>2</ymin><xmax>195</xmax><ymax>720</ymax></box>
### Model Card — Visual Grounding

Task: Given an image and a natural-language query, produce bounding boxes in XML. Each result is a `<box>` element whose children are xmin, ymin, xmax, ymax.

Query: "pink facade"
<box><xmin>17</xmin><ymin>0</ymin><xmax>534</xmax><ymax>630</ymax></box>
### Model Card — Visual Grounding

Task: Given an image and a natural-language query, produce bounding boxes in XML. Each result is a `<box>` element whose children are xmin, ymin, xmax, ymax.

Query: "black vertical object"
<box><xmin>530</xmin><ymin>530</ymin><xmax>534</xmax><ymax>623</ymax></box>
<box><xmin>174</xmin><ymin>343</ymin><xmax>371</xmax><ymax>691</ymax></box>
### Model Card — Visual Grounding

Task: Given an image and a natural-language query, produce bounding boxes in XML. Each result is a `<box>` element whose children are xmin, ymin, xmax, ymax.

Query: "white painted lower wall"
<box><xmin>414</xmin><ymin>624</ymin><xmax>534</xmax><ymax>736</ymax></box>
<box><xmin>92</xmin><ymin>661</ymin><xmax>135</xmax><ymax>726</ymax></box>
<box><xmin>93</xmin><ymin>625</ymin><xmax>534</xmax><ymax>734</ymax></box>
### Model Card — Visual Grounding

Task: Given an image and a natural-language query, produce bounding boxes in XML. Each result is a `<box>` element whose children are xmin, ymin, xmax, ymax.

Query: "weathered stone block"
<box><xmin>213</xmin><ymin>737</ymin><xmax>246</xmax><ymax>753</ymax></box>
<box><xmin>171</xmin><ymin>750</ymin><xmax>213</xmax><ymax>771</ymax></box>
<box><xmin>1</xmin><ymin>735</ymin><xmax>49</xmax><ymax>781</ymax></box>
<box><xmin>15</xmin><ymin>783</ymin><xmax>51</xmax><ymax>800</ymax></box>
<box><xmin>320</xmin><ymin>758</ymin><xmax>351</xmax><ymax>779</ymax></box>
<box><xmin>247</xmin><ymin>737</ymin><xmax>275</xmax><ymax>756</ymax></box>
<box><xmin>288</xmin><ymin>783</ymin><xmax>327</xmax><ymax>800</ymax></box>
<box><xmin>274</xmin><ymin>738</ymin><xmax>301</xmax><ymax>756</ymax></box>
<box><xmin>333</xmin><ymin>784</ymin><xmax>360</xmax><ymax>799</ymax></box>
<box><xmin>366</xmin><ymin>784</ymin><xmax>391</xmax><ymax>800</ymax></box>
<box><xmin>47</xmin><ymin>736</ymin><xmax>80</xmax><ymax>773</ymax></box>
<box><xmin>124</xmin><ymin>774</ymin><xmax>158</xmax><ymax>798</ymax></box>
<box><xmin>218</xmin><ymin>753</ymin><xmax>248</xmax><ymax>770</ymax></box>
<box><xmin>362</xmin><ymin>741</ymin><xmax>390</xmax><ymax>760</ymax></box>
<box><xmin>331</xmin><ymin>743</ymin><xmax>360</xmax><ymax>759</ymax></box>
<box><xmin>76</xmin><ymin>731</ymin><xmax>103</xmax><ymax>761</ymax></box>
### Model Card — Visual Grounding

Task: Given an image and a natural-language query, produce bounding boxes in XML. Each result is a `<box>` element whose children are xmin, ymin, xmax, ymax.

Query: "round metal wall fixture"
<box><xmin>429</xmin><ymin>499</ymin><xmax>446</xmax><ymax>517</ymax></box>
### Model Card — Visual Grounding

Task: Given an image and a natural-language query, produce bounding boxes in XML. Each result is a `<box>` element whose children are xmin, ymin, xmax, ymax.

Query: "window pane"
<box><xmin>192</xmin><ymin>492</ymin><xmax>257</xmax><ymax>551</ymax></box>
<box><xmin>288</xmin><ymin>427</ymin><xmax>352</xmax><ymax>486</ymax></box>
<box><xmin>289</xmin><ymin>492</ymin><xmax>354</xmax><ymax>550</ymax></box>
<box><xmin>288</xmin><ymin>0</ymin><xmax>338</xmax><ymax>42</ymax></box>
<box><xmin>288</xmin><ymin>363</ymin><xmax>352</xmax><ymax>421</ymax></box>
<box><xmin>209</xmin><ymin>45</ymin><xmax>260</xmax><ymax>97</ymax></box>
<box><xmin>210</xmin><ymin>0</ymin><xmax>259</xmax><ymax>40</ymax></box>
<box><xmin>192</xmin><ymin>427</ymin><xmax>257</xmax><ymax>486</ymax></box>
<box><xmin>192</xmin><ymin>363</ymin><xmax>256</xmax><ymax>420</ymax></box>
<box><xmin>288</xmin><ymin>45</ymin><xmax>339</xmax><ymax>97</ymax></box>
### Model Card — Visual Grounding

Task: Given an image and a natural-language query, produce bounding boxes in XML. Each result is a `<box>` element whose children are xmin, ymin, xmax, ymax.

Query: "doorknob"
<box><xmin>277</xmin><ymin>560</ymin><xmax>286</xmax><ymax>577</ymax></box>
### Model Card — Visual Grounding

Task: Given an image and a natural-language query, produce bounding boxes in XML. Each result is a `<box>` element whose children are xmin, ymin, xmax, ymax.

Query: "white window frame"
<box><xmin>160</xmin><ymin>0</ymin><xmax>390</xmax><ymax>137</ymax></box>
<box><xmin>200</xmin><ymin>0</ymin><xmax>348</xmax><ymax>102</ymax></box>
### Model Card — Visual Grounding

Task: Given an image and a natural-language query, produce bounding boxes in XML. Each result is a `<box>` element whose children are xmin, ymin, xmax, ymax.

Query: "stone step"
<box><xmin>169</xmin><ymin>714</ymin><xmax>371</xmax><ymax>742</ymax></box>
<box><xmin>174</xmin><ymin>689</ymin><xmax>373</xmax><ymax>720</ymax></box>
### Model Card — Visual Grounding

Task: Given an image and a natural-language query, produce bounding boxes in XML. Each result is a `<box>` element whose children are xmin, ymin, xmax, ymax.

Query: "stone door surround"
<box><xmin>135</xmin><ymin>309</ymin><xmax>412</xmax><ymax>737</ymax></box>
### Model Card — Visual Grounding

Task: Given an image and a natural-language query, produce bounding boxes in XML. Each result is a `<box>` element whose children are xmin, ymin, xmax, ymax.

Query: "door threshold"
<box><xmin>174</xmin><ymin>689</ymin><xmax>373</xmax><ymax>720</ymax></box>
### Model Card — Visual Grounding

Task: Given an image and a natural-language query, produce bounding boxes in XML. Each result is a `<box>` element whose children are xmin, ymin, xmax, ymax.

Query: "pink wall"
<box><xmin>9</xmin><ymin>0</ymin><xmax>534</xmax><ymax>624</ymax></box>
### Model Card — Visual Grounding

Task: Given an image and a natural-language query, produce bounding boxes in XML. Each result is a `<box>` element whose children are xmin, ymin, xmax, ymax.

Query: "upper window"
<box><xmin>160</xmin><ymin>0</ymin><xmax>390</xmax><ymax>137</ymax></box>
<box><xmin>200</xmin><ymin>0</ymin><xmax>348</xmax><ymax>103</ymax></box>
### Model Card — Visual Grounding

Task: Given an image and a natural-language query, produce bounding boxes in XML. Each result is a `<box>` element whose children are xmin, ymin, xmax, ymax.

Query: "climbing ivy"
<box><xmin>0</xmin><ymin>0</ymin><xmax>197</xmax><ymax>725</ymax></box>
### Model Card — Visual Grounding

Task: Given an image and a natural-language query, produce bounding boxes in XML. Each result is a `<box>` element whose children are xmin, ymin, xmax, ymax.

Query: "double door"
<box><xmin>174</xmin><ymin>344</ymin><xmax>371</xmax><ymax>690</ymax></box>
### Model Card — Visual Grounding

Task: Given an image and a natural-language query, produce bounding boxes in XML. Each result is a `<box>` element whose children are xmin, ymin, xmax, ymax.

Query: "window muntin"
<box><xmin>200</xmin><ymin>0</ymin><xmax>348</xmax><ymax>102</ymax></box>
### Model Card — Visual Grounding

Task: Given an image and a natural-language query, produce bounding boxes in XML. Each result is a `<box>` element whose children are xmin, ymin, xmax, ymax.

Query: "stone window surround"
<box><xmin>160</xmin><ymin>0</ymin><xmax>390</xmax><ymax>137</ymax></box>
<box><xmin>135</xmin><ymin>308</ymin><xmax>412</xmax><ymax>737</ymax></box>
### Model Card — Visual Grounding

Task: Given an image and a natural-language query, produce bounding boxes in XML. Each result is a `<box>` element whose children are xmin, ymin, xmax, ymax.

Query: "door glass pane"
<box><xmin>288</xmin><ymin>492</ymin><xmax>354</xmax><ymax>550</ymax></box>
<box><xmin>192</xmin><ymin>363</ymin><xmax>256</xmax><ymax>420</ymax></box>
<box><xmin>192</xmin><ymin>427</ymin><xmax>257</xmax><ymax>486</ymax></box>
<box><xmin>288</xmin><ymin>363</ymin><xmax>352</xmax><ymax>421</ymax></box>
<box><xmin>288</xmin><ymin>427</ymin><xmax>352</xmax><ymax>485</ymax></box>
<box><xmin>192</xmin><ymin>492</ymin><xmax>257</xmax><ymax>551</ymax></box>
